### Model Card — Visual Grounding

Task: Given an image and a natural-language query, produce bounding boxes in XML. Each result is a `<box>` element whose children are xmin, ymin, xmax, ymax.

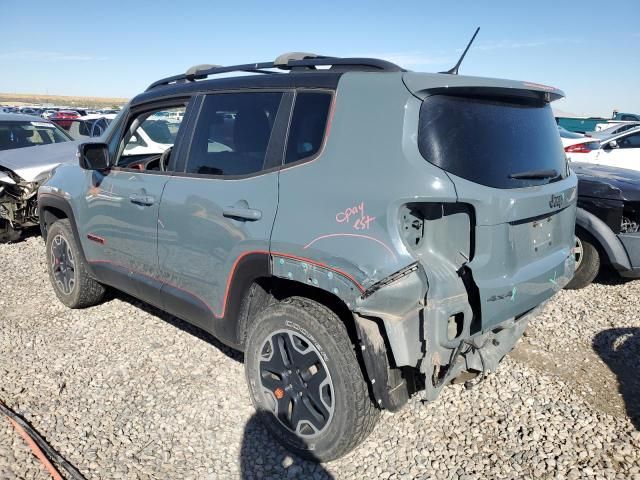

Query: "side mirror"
<box><xmin>606</xmin><ymin>140</ymin><xmax>619</xmax><ymax>150</ymax></box>
<box><xmin>78</xmin><ymin>142</ymin><xmax>110</xmax><ymax>170</ymax></box>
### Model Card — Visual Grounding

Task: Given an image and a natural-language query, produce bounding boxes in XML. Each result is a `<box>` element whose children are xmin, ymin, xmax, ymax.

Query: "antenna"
<box><xmin>442</xmin><ymin>27</ymin><xmax>480</xmax><ymax>75</ymax></box>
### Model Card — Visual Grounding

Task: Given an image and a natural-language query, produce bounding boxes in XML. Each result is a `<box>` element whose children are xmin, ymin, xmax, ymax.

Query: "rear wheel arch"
<box><xmin>239</xmin><ymin>276</ymin><xmax>358</xmax><ymax>347</ymax></box>
<box><xmin>237</xmin><ymin>275</ymin><xmax>414</xmax><ymax>411</ymax></box>
<box><xmin>244</xmin><ymin>295</ymin><xmax>380</xmax><ymax>461</ymax></box>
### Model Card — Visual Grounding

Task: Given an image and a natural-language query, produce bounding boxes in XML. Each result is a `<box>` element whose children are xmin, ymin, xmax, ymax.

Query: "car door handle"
<box><xmin>222</xmin><ymin>206</ymin><xmax>262</xmax><ymax>221</ymax></box>
<box><xmin>129</xmin><ymin>194</ymin><xmax>155</xmax><ymax>206</ymax></box>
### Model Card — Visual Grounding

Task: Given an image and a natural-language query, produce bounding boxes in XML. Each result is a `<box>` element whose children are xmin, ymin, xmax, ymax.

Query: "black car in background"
<box><xmin>568</xmin><ymin>162</ymin><xmax>640</xmax><ymax>288</ymax></box>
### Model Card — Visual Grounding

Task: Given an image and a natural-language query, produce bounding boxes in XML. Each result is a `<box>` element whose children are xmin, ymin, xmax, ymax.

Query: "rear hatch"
<box><xmin>406</xmin><ymin>73</ymin><xmax>577</xmax><ymax>330</ymax></box>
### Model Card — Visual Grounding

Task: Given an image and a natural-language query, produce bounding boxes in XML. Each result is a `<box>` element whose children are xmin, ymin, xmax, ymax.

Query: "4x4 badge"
<box><xmin>549</xmin><ymin>194</ymin><xmax>564</xmax><ymax>209</ymax></box>
<box><xmin>486</xmin><ymin>287</ymin><xmax>517</xmax><ymax>302</ymax></box>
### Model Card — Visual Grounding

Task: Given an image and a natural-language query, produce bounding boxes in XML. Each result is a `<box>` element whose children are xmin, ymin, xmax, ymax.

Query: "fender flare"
<box><xmin>576</xmin><ymin>207</ymin><xmax>631</xmax><ymax>271</ymax></box>
<box><xmin>37</xmin><ymin>193</ymin><xmax>96</xmax><ymax>277</ymax></box>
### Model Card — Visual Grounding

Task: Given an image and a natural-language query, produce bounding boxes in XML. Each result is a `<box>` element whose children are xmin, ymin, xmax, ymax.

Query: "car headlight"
<box><xmin>621</xmin><ymin>203</ymin><xmax>640</xmax><ymax>233</ymax></box>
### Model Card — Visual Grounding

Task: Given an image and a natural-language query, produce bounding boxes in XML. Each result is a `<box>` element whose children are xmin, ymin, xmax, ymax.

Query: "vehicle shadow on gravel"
<box><xmin>113</xmin><ymin>291</ymin><xmax>243</xmax><ymax>363</ymax></box>
<box><xmin>594</xmin><ymin>266</ymin><xmax>634</xmax><ymax>287</ymax></box>
<box><xmin>593</xmin><ymin>328</ymin><xmax>640</xmax><ymax>429</ymax></box>
<box><xmin>240</xmin><ymin>413</ymin><xmax>333</xmax><ymax>479</ymax></box>
<box><xmin>7</xmin><ymin>226</ymin><xmax>41</xmax><ymax>244</ymax></box>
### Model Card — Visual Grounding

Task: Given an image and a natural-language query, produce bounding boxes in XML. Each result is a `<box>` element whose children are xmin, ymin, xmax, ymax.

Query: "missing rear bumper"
<box><xmin>422</xmin><ymin>304</ymin><xmax>540</xmax><ymax>402</ymax></box>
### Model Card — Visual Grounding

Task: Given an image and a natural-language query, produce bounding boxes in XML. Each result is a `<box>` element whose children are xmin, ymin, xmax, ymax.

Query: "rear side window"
<box><xmin>285</xmin><ymin>92</ymin><xmax>332</xmax><ymax>164</ymax></box>
<box><xmin>618</xmin><ymin>132</ymin><xmax>640</xmax><ymax>149</ymax></box>
<box><xmin>418</xmin><ymin>95</ymin><xmax>566</xmax><ymax>189</ymax></box>
<box><xmin>186</xmin><ymin>92</ymin><xmax>283</xmax><ymax>176</ymax></box>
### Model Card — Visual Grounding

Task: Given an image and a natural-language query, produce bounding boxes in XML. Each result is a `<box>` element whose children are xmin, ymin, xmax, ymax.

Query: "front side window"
<box><xmin>285</xmin><ymin>92</ymin><xmax>332</xmax><ymax>164</ymax></box>
<box><xmin>121</xmin><ymin>106</ymin><xmax>185</xmax><ymax>157</ymax></box>
<box><xmin>115</xmin><ymin>105</ymin><xmax>187</xmax><ymax>171</ymax></box>
<box><xmin>185</xmin><ymin>92</ymin><xmax>283</xmax><ymax>176</ymax></box>
<box><xmin>0</xmin><ymin>121</ymin><xmax>70</xmax><ymax>150</ymax></box>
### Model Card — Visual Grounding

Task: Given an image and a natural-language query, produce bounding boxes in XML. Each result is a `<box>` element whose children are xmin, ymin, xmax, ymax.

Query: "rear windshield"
<box><xmin>418</xmin><ymin>95</ymin><xmax>566</xmax><ymax>189</ymax></box>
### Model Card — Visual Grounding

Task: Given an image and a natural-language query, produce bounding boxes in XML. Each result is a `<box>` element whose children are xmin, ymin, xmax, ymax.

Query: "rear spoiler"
<box><xmin>403</xmin><ymin>72</ymin><xmax>564</xmax><ymax>103</ymax></box>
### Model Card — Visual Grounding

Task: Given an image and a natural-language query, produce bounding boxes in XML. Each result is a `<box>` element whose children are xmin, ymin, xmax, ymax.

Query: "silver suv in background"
<box><xmin>0</xmin><ymin>114</ymin><xmax>77</xmax><ymax>242</ymax></box>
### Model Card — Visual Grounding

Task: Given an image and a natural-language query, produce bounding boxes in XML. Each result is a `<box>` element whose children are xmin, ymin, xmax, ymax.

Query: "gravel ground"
<box><xmin>1</xmin><ymin>234</ymin><xmax>639</xmax><ymax>479</ymax></box>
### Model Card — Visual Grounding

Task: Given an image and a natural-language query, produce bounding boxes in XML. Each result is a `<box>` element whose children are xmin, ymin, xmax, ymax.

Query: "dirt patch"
<box><xmin>509</xmin><ymin>337</ymin><xmax>627</xmax><ymax>419</ymax></box>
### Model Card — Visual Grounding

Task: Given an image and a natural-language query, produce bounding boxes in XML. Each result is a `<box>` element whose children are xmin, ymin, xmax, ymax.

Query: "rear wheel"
<box><xmin>565</xmin><ymin>231</ymin><xmax>600</xmax><ymax>290</ymax></box>
<box><xmin>245</xmin><ymin>297</ymin><xmax>379</xmax><ymax>462</ymax></box>
<box><xmin>46</xmin><ymin>219</ymin><xmax>106</xmax><ymax>308</ymax></box>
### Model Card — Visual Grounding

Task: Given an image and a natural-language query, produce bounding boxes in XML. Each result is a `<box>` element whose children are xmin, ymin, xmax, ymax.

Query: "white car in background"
<box><xmin>124</xmin><ymin>117</ymin><xmax>180</xmax><ymax>155</ymax></box>
<box><xmin>587</xmin><ymin>121</ymin><xmax>640</xmax><ymax>138</ymax></box>
<box><xmin>566</xmin><ymin>126</ymin><xmax>640</xmax><ymax>171</ymax></box>
<box><xmin>59</xmin><ymin>111</ymin><xmax>182</xmax><ymax>157</ymax></box>
<box><xmin>149</xmin><ymin>110</ymin><xmax>183</xmax><ymax>123</ymax></box>
<box><xmin>558</xmin><ymin>126</ymin><xmax>586</xmax><ymax>148</ymax></box>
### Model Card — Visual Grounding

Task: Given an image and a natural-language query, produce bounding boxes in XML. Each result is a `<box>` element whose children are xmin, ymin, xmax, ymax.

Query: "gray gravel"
<box><xmin>1</xmin><ymin>234</ymin><xmax>639</xmax><ymax>479</ymax></box>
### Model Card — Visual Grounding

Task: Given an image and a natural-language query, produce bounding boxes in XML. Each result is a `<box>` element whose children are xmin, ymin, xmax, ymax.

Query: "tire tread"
<box><xmin>47</xmin><ymin>219</ymin><xmax>105</xmax><ymax>308</ymax></box>
<box><xmin>246</xmin><ymin>296</ymin><xmax>380</xmax><ymax>461</ymax></box>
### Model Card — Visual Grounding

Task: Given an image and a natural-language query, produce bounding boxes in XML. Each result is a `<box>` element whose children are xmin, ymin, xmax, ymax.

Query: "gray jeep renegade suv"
<box><xmin>39</xmin><ymin>54</ymin><xmax>576</xmax><ymax>461</ymax></box>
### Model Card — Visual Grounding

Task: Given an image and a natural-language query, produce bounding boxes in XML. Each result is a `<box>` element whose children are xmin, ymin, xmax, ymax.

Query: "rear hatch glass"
<box><xmin>418</xmin><ymin>95</ymin><xmax>566</xmax><ymax>189</ymax></box>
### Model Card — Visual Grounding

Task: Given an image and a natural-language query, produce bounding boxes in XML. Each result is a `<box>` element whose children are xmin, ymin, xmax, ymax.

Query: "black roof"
<box><xmin>131</xmin><ymin>71</ymin><xmax>343</xmax><ymax>106</ymax></box>
<box><xmin>131</xmin><ymin>54</ymin><xmax>404</xmax><ymax>106</ymax></box>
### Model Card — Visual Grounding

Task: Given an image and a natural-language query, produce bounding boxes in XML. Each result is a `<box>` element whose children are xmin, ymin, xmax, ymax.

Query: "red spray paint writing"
<box><xmin>335</xmin><ymin>201</ymin><xmax>376</xmax><ymax>230</ymax></box>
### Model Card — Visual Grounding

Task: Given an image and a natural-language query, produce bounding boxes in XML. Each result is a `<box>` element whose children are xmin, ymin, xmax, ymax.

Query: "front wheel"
<box><xmin>46</xmin><ymin>219</ymin><xmax>106</xmax><ymax>308</ymax></box>
<box><xmin>245</xmin><ymin>297</ymin><xmax>379</xmax><ymax>462</ymax></box>
<box><xmin>565</xmin><ymin>231</ymin><xmax>600</xmax><ymax>290</ymax></box>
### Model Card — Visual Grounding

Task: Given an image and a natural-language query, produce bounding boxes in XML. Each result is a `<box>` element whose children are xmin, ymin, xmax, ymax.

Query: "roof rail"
<box><xmin>274</xmin><ymin>52</ymin><xmax>327</xmax><ymax>67</ymax></box>
<box><xmin>185</xmin><ymin>64</ymin><xmax>222</xmax><ymax>80</ymax></box>
<box><xmin>146</xmin><ymin>55</ymin><xmax>404</xmax><ymax>91</ymax></box>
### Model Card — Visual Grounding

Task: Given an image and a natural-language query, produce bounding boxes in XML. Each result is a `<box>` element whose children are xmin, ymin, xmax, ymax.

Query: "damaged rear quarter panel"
<box><xmin>270</xmin><ymin>73</ymin><xmax>467</xmax><ymax>368</ymax></box>
<box><xmin>270</xmin><ymin>73</ymin><xmax>456</xmax><ymax>297</ymax></box>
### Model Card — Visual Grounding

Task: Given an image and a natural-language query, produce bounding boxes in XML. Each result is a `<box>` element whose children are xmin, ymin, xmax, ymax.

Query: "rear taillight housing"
<box><xmin>565</xmin><ymin>142</ymin><xmax>600</xmax><ymax>153</ymax></box>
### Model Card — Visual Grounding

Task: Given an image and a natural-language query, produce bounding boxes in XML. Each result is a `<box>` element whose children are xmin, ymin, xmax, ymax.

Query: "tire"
<box><xmin>565</xmin><ymin>231</ymin><xmax>600</xmax><ymax>290</ymax></box>
<box><xmin>0</xmin><ymin>220</ymin><xmax>21</xmax><ymax>243</ymax></box>
<box><xmin>245</xmin><ymin>297</ymin><xmax>379</xmax><ymax>462</ymax></box>
<box><xmin>46</xmin><ymin>219</ymin><xmax>106</xmax><ymax>308</ymax></box>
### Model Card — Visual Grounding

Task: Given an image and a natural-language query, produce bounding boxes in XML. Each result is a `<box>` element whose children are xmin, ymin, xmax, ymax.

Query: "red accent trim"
<box><xmin>217</xmin><ymin>250</ymin><xmax>269</xmax><ymax>318</ymax></box>
<box><xmin>87</xmin><ymin>233</ymin><xmax>106</xmax><ymax>244</ymax></box>
<box><xmin>89</xmin><ymin>250</ymin><xmax>364</xmax><ymax>320</ymax></box>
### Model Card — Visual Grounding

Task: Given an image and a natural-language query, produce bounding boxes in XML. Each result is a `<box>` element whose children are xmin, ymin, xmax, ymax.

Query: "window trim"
<box><xmin>178</xmin><ymin>89</ymin><xmax>294</xmax><ymax>180</ymax></box>
<box><xmin>280</xmin><ymin>88</ymin><xmax>335</xmax><ymax>171</ymax></box>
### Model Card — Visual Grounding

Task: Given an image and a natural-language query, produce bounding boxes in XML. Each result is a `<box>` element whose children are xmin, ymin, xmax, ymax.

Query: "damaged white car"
<box><xmin>0</xmin><ymin>114</ymin><xmax>79</xmax><ymax>242</ymax></box>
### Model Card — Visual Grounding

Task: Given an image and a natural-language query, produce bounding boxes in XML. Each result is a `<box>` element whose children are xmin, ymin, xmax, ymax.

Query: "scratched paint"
<box><xmin>303</xmin><ymin>233</ymin><xmax>397</xmax><ymax>261</ymax></box>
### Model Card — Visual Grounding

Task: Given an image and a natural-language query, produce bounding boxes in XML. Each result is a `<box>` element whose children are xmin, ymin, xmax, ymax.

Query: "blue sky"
<box><xmin>1</xmin><ymin>0</ymin><xmax>639</xmax><ymax>116</ymax></box>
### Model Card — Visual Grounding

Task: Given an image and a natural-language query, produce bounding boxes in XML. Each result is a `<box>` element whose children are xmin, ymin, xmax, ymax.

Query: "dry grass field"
<box><xmin>0</xmin><ymin>92</ymin><xmax>128</xmax><ymax>108</ymax></box>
